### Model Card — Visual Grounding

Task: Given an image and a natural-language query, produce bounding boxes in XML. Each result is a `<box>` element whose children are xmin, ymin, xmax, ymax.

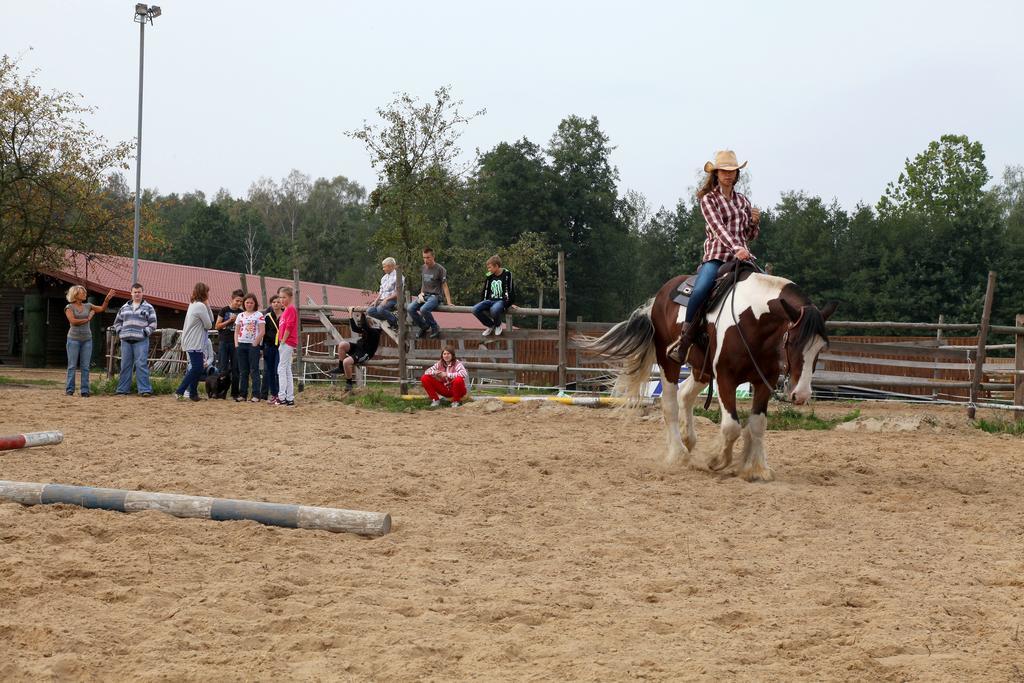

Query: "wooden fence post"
<box><xmin>557</xmin><ymin>251</ymin><xmax>567</xmax><ymax>392</ymax></box>
<box><xmin>321</xmin><ymin>285</ymin><xmax>329</xmax><ymax>307</ymax></box>
<box><xmin>396</xmin><ymin>266</ymin><xmax>408</xmax><ymax>395</ymax></box>
<box><xmin>259</xmin><ymin>273</ymin><xmax>268</xmax><ymax>308</ymax></box>
<box><xmin>293</xmin><ymin>269</ymin><xmax>303</xmax><ymax>392</ymax></box>
<box><xmin>968</xmin><ymin>271</ymin><xmax>996</xmax><ymax>419</ymax></box>
<box><xmin>106</xmin><ymin>328</ymin><xmax>115</xmax><ymax>379</ymax></box>
<box><xmin>932</xmin><ymin>314</ymin><xmax>944</xmax><ymax>393</ymax></box>
<box><xmin>1015</xmin><ymin>313</ymin><xmax>1024</xmax><ymax>410</ymax></box>
<box><xmin>239</xmin><ymin>273</ymin><xmax>248</xmax><ymax>295</ymax></box>
<box><xmin>537</xmin><ymin>286</ymin><xmax>544</xmax><ymax>330</ymax></box>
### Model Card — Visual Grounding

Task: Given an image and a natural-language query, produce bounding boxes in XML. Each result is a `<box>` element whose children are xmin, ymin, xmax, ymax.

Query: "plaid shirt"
<box><xmin>700</xmin><ymin>186</ymin><xmax>759</xmax><ymax>263</ymax></box>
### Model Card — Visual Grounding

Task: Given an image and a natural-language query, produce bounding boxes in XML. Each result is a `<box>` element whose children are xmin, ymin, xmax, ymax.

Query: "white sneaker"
<box><xmin>451</xmin><ymin>401</ymin><xmax>461</xmax><ymax>408</ymax></box>
<box><xmin>494</xmin><ymin>325</ymin><xmax>503</xmax><ymax>336</ymax></box>
<box><xmin>430</xmin><ymin>399</ymin><xmax>441</xmax><ymax>408</ymax></box>
<box><xmin>482</xmin><ymin>327</ymin><xmax>493</xmax><ymax>337</ymax></box>
<box><xmin>182</xmin><ymin>390</ymin><xmax>190</xmax><ymax>399</ymax></box>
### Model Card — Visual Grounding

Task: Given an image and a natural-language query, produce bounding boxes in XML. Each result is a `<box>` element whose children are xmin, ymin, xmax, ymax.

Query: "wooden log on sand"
<box><xmin>0</xmin><ymin>431</ymin><xmax>63</xmax><ymax>452</ymax></box>
<box><xmin>0</xmin><ymin>481</ymin><xmax>391</xmax><ymax>537</ymax></box>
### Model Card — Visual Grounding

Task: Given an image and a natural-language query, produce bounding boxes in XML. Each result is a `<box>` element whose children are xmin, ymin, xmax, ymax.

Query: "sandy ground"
<box><xmin>1</xmin><ymin>371</ymin><xmax>1023</xmax><ymax>681</ymax></box>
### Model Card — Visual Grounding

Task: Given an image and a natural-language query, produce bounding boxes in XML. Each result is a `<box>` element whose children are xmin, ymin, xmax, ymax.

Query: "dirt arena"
<box><xmin>1</xmin><ymin>372</ymin><xmax>1023</xmax><ymax>681</ymax></box>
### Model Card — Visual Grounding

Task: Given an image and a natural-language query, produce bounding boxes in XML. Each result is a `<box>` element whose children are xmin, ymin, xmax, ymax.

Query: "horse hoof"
<box><xmin>740</xmin><ymin>467</ymin><xmax>775</xmax><ymax>483</ymax></box>
<box><xmin>707</xmin><ymin>455</ymin><xmax>732</xmax><ymax>472</ymax></box>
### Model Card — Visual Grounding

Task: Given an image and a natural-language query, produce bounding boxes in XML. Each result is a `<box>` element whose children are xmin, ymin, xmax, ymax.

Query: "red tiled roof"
<box><xmin>43</xmin><ymin>252</ymin><xmax>481</xmax><ymax>327</ymax></box>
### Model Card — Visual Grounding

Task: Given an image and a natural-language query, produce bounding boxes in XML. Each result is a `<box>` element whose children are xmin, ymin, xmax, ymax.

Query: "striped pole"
<box><xmin>0</xmin><ymin>481</ymin><xmax>391</xmax><ymax>537</ymax></box>
<box><xmin>0</xmin><ymin>431</ymin><xmax>63</xmax><ymax>452</ymax></box>
<box><xmin>399</xmin><ymin>395</ymin><xmax>654</xmax><ymax>406</ymax></box>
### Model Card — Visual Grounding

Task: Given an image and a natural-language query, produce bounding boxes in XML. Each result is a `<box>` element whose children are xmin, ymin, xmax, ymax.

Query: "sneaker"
<box><xmin>494</xmin><ymin>325</ymin><xmax>503</xmax><ymax>336</ymax></box>
<box><xmin>267</xmin><ymin>396</ymin><xmax>279</xmax><ymax>405</ymax></box>
<box><xmin>66</xmin><ymin>390</ymin><xmax>74</xmax><ymax>396</ymax></box>
<box><xmin>482</xmin><ymin>327</ymin><xmax>493</xmax><ymax>337</ymax></box>
<box><xmin>140</xmin><ymin>392</ymin><xmax>152</xmax><ymax>398</ymax></box>
<box><xmin>234</xmin><ymin>396</ymin><xmax>243</xmax><ymax>402</ymax></box>
<box><xmin>415</xmin><ymin>327</ymin><xmax>428</xmax><ymax>339</ymax></box>
<box><xmin>81</xmin><ymin>393</ymin><xmax>90</xmax><ymax>398</ymax></box>
<box><xmin>250</xmin><ymin>397</ymin><xmax>260</xmax><ymax>403</ymax></box>
<box><xmin>451</xmin><ymin>401</ymin><xmax>461</xmax><ymax>408</ymax></box>
<box><xmin>182</xmin><ymin>390</ymin><xmax>190</xmax><ymax>399</ymax></box>
<box><xmin>285</xmin><ymin>400</ymin><xmax>295</xmax><ymax>407</ymax></box>
<box><xmin>430</xmin><ymin>399</ymin><xmax>441</xmax><ymax>408</ymax></box>
<box><xmin>428</xmin><ymin>327</ymin><xmax>441</xmax><ymax>339</ymax></box>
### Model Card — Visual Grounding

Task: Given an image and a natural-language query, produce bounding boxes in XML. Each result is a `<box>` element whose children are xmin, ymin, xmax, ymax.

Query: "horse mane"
<box><xmin>792</xmin><ymin>303</ymin><xmax>829</xmax><ymax>349</ymax></box>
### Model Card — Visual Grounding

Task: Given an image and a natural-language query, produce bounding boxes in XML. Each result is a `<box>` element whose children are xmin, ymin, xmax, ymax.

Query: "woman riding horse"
<box><xmin>667</xmin><ymin>150</ymin><xmax>761</xmax><ymax>364</ymax></box>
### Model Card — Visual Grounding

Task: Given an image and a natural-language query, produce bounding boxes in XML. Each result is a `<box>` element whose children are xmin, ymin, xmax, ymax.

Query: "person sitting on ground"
<box><xmin>472</xmin><ymin>255</ymin><xmax>516</xmax><ymax>337</ymax></box>
<box><xmin>175</xmin><ymin>282</ymin><xmax>215</xmax><ymax>402</ymax></box>
<box><xmin>113</xmin><ymin>283</ymin><xmax>158</xmax><ymax>397</ymax></box>
<box><xmin>406</xmin><ymin>246</ymin><xmax>452</xmax><ymax>339</ymax></box>
<box><xmin>420</xmin><ymin>345</ymin><xmax>469</xmax><ymax>408</ymax></box>
<box><xmin>260</xmin><ymin>295</ymin><xmax>283</xmax><ymax>404</ymax></box>
<box><xmin>64</xmin><ymin>285</ymin><xmax>115</xmax><ymax>397</ymax></box>
<box><xmin>329</xmin><ymin>307</ymin><xmax>382</xmax><ymax>392</ymax></box>
<box><xmin>215</xmin><ymin>289</ymin><xmax>245</xmax><ymax>400</ymax></box>
<box><xmin>234</xmin><ymin>293</ymin><xmax>265</xmax><ymax>402</ymax></box>
<box><xmin>366</xmin><ymin>257</ymin><xmax>400</xmax><ymax>328</ymax></box>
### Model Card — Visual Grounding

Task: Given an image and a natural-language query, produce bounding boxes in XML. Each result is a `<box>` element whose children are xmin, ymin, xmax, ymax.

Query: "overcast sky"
<box><xmin>4</xmin><ymin>0</ymin><xmax>1022</xmax><ymax>213</ymax></box>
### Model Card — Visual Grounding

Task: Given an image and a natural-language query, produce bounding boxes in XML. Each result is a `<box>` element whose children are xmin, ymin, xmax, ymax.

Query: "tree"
<box><xmin>0</xmin><ymin>55</ymin><xmax>135</xmax><ymax>284</ymax></box>
<box><xmin>457</xmin><ymin>138</ymin><xmax>561</xmax><ymax>248</ymax></box>
<box><xmin>348</xmin><ymin>86</ymin><xmax>484</xmax><ymax>271</ymax></box>
<box><xmin>546</xmin><ymin>115</ymin><xmax>630</xmax><ymax>319</ymax></box>
<box><xmin>876</xmin><ymin>134</ymin><xmax>1001</xmax><ymax>321</ymax></box>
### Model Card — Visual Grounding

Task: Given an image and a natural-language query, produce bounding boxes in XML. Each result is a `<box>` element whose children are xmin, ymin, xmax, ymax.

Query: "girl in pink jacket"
<box><xmin>421</xmin><ymin>345</ymin><xmax>468</xmax><ymax>407</ymax></box>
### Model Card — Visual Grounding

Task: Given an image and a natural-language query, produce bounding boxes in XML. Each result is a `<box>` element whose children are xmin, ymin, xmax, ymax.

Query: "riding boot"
<box><xmin>667</xmin><ymin>322</ymin><xmax>698</xmax><ymax>363</ymax></box>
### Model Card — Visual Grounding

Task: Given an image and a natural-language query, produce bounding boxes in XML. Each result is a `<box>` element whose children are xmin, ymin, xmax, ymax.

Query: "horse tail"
<box><xmin>585</xmin><ymin>299</ymin><xmax>657</xmax><ymax>406</ymax></box>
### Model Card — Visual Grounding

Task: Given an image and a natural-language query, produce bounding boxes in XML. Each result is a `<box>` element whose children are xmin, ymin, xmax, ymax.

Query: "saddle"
<box><xmin>671</xmin><ymin>260</ymin><xmax>760</xmax><ymax>311</ymax></box>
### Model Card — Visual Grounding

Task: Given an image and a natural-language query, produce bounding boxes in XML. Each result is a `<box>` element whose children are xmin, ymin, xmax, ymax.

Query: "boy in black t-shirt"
<box><xmin>214</xmin><ymin>289</ymin><xmax>244</xmax><ymax>399</ymax></box>
<box><xmin>329</xmin><ymin>309</ymin><xmax>382</xmax><ymax>391</ymax></box>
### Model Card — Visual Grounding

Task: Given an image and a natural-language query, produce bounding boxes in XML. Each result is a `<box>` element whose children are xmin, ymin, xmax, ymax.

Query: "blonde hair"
<box><xmin>65</xmin><ymin>285</ymin><xmax>87</xmax><ymax>303</ymax></box>
<box><xmin>382</xmin><ymin>257</ymin><xmax>396</xmax><ymax>268</ymax></box>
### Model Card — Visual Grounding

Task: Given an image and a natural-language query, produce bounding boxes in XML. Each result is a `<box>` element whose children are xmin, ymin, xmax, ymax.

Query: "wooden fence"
<box><xmin>107</xmin><ymin>265</ymin><xmax>1024</xmax><ymax>413</ymax></box>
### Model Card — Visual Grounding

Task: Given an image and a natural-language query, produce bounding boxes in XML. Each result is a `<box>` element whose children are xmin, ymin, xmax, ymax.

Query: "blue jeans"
<box><xmin>65</xmin><ymin>338</ymin><xmax>93</xmax><ymax>395</ymax></box>
<box><xmin>685</xmin><ymin>259</ymin><xmax>724</xmax><ymax>324</ymax></box>
<box><xmin>117</xmin><ymin>337</ymin><xmax>152</xmax><ymax>394</ymax></box>
<box><xmin>407</xmin><ymin>294</ymin><xmax>441</xmax><ymax>330</ymax></box>
<box><xmin>472</xmin><ymin>300</ymin><xmax>506</xmax><ymax>328</ymax></box>
<box><xmin>261</xmin><ymin>344</ymin><xmax>280</xmax><ymax>399</ymax></box>
<box><xmin>176</xmin><ymin>350</ymin><xmax>206</xmax><ymax>397</ymax></box>
<box><xmin>367</xmin><ymin>300</ymin><xmax>398</xmax><ymax>326</ymax></box>
<box><xmin>236</xmin><ymin>343</ymin><xmax>261</xmax><ymax>399</ymax></box>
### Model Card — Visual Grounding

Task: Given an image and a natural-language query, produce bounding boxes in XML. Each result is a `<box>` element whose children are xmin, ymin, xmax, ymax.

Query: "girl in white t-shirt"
<box><xmin>234</xmin><ymin>294</ymin><xmax>266</xmax><ymax>402</ymax></box>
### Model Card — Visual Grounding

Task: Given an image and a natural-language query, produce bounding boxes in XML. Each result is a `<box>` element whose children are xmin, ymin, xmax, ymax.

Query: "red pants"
<box><xmin>421</xmin><ymin>374</ymin><xmax>467</xmax><ymax>401</ymax></box>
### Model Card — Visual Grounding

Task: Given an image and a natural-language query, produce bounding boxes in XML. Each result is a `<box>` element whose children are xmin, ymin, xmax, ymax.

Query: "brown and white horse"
<box><xmin>588</xmin><ymin>271</ymin><xmax>837</xmax><ymax>481</ymax></box>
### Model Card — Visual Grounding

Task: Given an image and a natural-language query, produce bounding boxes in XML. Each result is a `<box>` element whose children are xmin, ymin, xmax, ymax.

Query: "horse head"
<box><xmin>778</xmin><ymin>299</ymin><xmax>838</xmax><ymax>405</ymax></box>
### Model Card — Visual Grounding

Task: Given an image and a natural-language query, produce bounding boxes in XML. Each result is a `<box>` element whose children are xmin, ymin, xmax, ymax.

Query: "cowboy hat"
<box><xmin>704</xmin><ymin>150</ymin><xmax>747</xmax><ymax>173</ymax></box>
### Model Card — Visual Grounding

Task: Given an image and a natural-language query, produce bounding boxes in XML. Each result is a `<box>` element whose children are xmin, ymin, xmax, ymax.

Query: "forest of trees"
<box><xmin>5</xmin><ymin>60</ymin><xmax>1023</xmax><ymax>329</ymax></box>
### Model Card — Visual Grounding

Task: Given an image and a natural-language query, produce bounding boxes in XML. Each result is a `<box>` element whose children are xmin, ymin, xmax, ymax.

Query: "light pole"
<box><xmin>132</xmin><ymin>3</ymin><xmax>161</xmax><ymax>287</ymax></box>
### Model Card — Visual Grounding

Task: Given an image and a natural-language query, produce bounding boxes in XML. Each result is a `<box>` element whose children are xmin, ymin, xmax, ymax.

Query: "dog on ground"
<box><xmin>205</xmin><ymin>369</ymin><xmax>230</xmax><ymax>399</ymax></box>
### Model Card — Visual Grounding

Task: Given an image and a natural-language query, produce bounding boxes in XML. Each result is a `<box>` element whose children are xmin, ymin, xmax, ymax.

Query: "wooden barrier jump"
<box><xmin>0</xmin><ymin>481</ymin><xmax>391</xmax><ymax>537</ymax></box>
<box><xmin>0</xmin><ymin>431</ymin><xmax>63</xmax><ymax>452</ymax></box>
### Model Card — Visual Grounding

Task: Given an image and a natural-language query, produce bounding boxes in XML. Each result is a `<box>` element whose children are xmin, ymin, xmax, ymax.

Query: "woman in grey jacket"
<box><xmin>174</xmin><ymin>282</ymin><xmax>215</xmax><ymax>401</ymax></box>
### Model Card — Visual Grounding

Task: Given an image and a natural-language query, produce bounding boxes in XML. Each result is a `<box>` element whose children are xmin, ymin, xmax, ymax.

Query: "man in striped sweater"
<box><xmin>114</xmin><ymin>283</ymin><xmax>158</xmax><ymax>396</ymax></box>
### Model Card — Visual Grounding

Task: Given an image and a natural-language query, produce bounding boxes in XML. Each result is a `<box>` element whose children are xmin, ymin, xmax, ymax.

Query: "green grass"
<box><xmin>86</xmin><ymin>374</ymin><xmax>181</xmax><ymax>396</ymax></box>
<box><xmin>0</xmin><ymin>375</ymin><xmax>60</xmax><ymax>387</ymax></box>
<box><xmin>694</xmin><ymin>406</ymin><xmax>861</xmax><ymax>431</ymax></box>
<box><xmin>973</xmin><ymin>417</ymin><xmax>1024</xmax><ymax>436</ymax></box>
<box><xmin>325</xmin><ymin>388</ymin><xmax>433</xmax><ymax>412</ymax></box>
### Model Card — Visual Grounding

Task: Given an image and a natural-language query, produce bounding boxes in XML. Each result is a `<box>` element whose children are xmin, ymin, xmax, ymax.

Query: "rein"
<box><xmin>726</xmin><ymin>263</ymin><xmax>806</xmax><ymax>403</ymax></box>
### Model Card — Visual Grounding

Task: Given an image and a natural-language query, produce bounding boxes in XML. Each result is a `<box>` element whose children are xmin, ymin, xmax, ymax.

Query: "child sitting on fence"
<box><xmin>329</xmin><ymin>308</ymin><xmax>382</xmax><ymax>392</ymax></box>
<box><xmin>472</xmin><ymin>255</ymin><xmax>516</xmax><ymax>337</ymax></box>
<box><xmin>420</xmin><ymin>345</ymin><xmax>469</xmax><ymax>408</ymax></box>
